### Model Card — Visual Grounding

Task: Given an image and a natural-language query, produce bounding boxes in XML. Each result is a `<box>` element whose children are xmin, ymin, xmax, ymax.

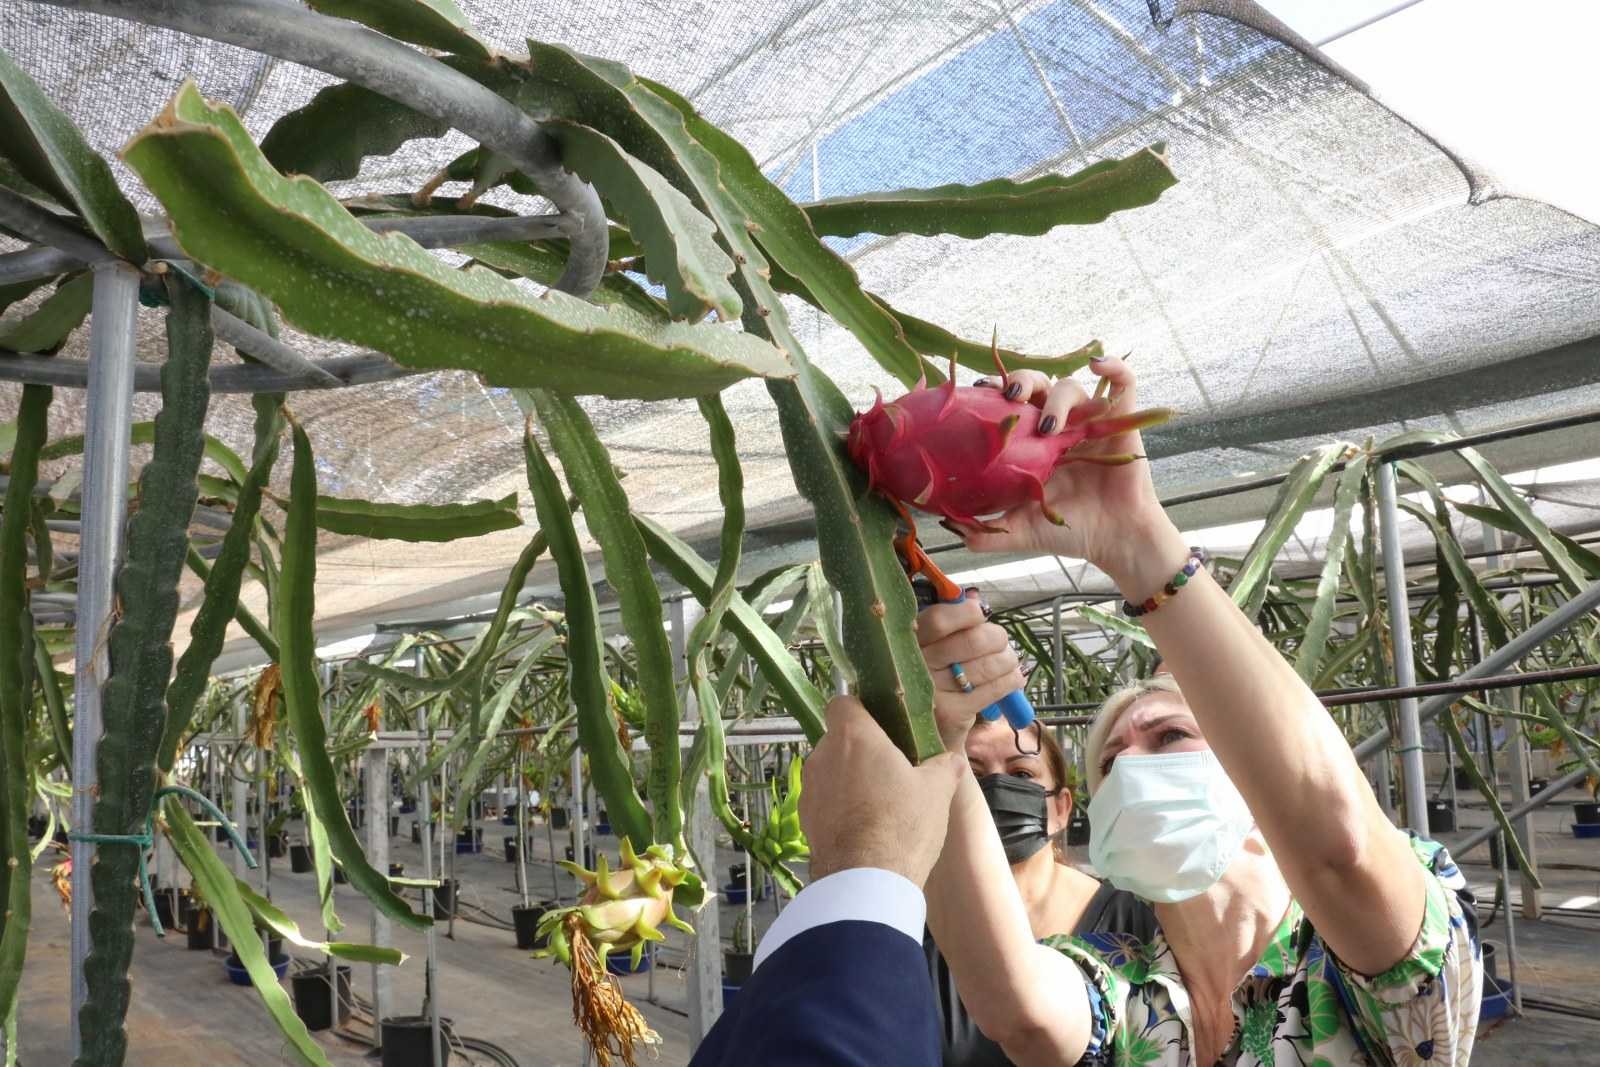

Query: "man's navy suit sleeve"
<box><xmin>689</xmin><ymin>919</ymin><xmax>940</xmax><ymax>1066</ymax></box>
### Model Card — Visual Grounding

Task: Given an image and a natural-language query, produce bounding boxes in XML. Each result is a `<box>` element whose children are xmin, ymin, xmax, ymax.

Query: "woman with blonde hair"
<box><xmin>914</xmin><ymin>356</ymin><xmax>1481</xmax><ymax>1066</ymax></box>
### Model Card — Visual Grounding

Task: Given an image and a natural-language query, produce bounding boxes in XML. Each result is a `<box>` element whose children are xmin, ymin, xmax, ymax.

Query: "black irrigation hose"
<box><xmin>1522</xmin><ymin>996</ymin><xmax>1600</xmax><ymax>1023</ymax></box>
<box><xmin>454</xmin><ymin>1034</ymin><xmax>522</xmax><ymax>1067</ymax></box>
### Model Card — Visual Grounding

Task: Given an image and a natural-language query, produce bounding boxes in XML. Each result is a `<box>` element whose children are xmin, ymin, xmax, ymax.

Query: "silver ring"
<box><xmin>949</xmin><ymin>662</ymin><xmax>975</xmax><ymax>694</ymax></box>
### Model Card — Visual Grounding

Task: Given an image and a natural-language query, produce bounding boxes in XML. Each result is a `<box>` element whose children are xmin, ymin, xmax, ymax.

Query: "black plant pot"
<box><xmin>512</xmin><ymin>902</ymin><xmax>551</xmax><ymax>950</ymax></box>
<box><xmin>268</xmin><ymin>834</ymin><xmax>287</xmax><ymax>860</ymax></box>
<box><xmin>549</xmin><ymin>807</ymin><xmax>570</xmax><ymax>830</ymax></box>
<box><xmin>1574</xmin><ymin>801</ymin><xmax>1600</xmax><ymax>825</ymax></box>
<box><xmin>723</xmin><ymin>950</ymin><xmax>754</xmax><ymax>986</ymax></box>
<box><xmin>333</xmin><ymin>866</ymin><xmax>348</xmax><ymax>885</ymax></box>
<box><xmin>1482</xmin><ymin>941</ymin><xmax>1500</xmax><ymax>984</ymax></box>
<box><xmin>432</xmin><ymin>879</ymin><xmax>459</xmax><ymax>920</ymax></box>
<box><xmin>564</xmin><ymin>844</ymin><xmax>595</xmax><ymax>867</ymax></box>
<box><xmin>152</xmin><ymin>889</ymin><xmax>179</xmax><ymax>931</ymax></box>
<box><xmin>291</xmin><ymin>963</ymin><xmax>352</xmax><ymax>1031</ymax></box>
<box><xmin>389</xmin><ymin>863</ymin><xmax>405</xmax><ymax>878</ymax></box>
<box><xmin>504</xmin><ymin>837</ymin><xmax>518</xmax><ymax>864</ymax></box>
<box><xmin>389</xmin><ymin>815</ymin><xmax>400</xmax><ymax>836</ymax></box>
<box><xmin>26</xmin><ymin>814</ymin><xmax>46</xmax><ymax>839</ymax></box>
<box><xmin>1529</xmin><ymin>777</ymin><xmax>1550</xmax><ymax>796</ymax></box>
<box><xmin>454</xmin><ymin>827</ymin><xmax>483</xmax><ymax>854</ymax></box>
<box><xmin>1427</xmin><ymin>799</ymin><xmax>1456</xmax><ymax>834</ymax></box>
<box><xmin>380</xmin><ymin>1015</ymin><xmax>453</xmax><ymax>1067</ymax></box>
<box><xmin>1065</xmin><ymin>811</ymin><xmax>1091</xmax><ymax>847</ymax></box>
<box><xmin>185</xmin><ymin>906</ymin><xmax>215</xmax><ymax>951</ymax></box>
<box><xmin>289</xmin><ymin>843</ymin><xmax>313</xmax><ymax>874</ymax></box>
<box><xmin>727</xmin><ymin>862</ymin><xmax>747</xmax><ymax>887</ymax></box>
<box><xmin>411</xmin><ymin>822</ymin><xmax>422</xmax><ymax>844</ymax></box>
<box><xmin>1454</xmin><ymin>766</ymin><xmax>1473</xmax><ymax>790</ymax></box>
<box><xmin>215</xmin><ymin>825</ymin><xmax>229</xmax><ymax>843</ymax></box>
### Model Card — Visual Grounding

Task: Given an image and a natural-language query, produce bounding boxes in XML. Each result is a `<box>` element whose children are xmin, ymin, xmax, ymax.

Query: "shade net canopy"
<box><xmin>4</xmin><ymin>0</ymin><xmax>1598</xmax><ymax>661</ymax></box>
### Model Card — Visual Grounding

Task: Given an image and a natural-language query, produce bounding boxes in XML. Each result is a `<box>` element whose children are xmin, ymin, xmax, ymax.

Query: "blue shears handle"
<box><xmin>912</xmin><ymin>579</ymin><xmax>1036</xmax><ymax>732</ymax></box>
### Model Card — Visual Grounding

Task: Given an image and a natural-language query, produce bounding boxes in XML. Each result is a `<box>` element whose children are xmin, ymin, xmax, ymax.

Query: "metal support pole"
<box><xmin>414</xmin><ymin>671</ymin><xmax>443</xmax><ymax>1066</ymax></box>
<box><xmin>363</xmin><ymin>745</ymin><xmax>392</xmax><ymax>1034</ymax></box>
<box><xmin>1470</xmin><ymin>664</ymin><xmax>1521</xmax><ymax>1015</ymax></box>
<box><xmin>69</xmin><ymin>262</ymin><xmax>139</xmax><ymax>1060</ymax></box>
<box><xmin>1478</xmin><ymin>510</ymin><xmax>1540</xmax><ymax>920</ymax></box>
<box><xmin>1375</xmin><ymin>463</ymin><xmax>1429</xmax><ymax>835</ymax></box>
<box><xmin>669</xmin><ymin>596</ymin><xmax>721</xmax><ymax>1045</ymax></box>
<box><xmin>1050</xmin><ymin>597</ymin><xmax>1064</xmax><ymax>705</ymax></box>
<box><xmin>320</xmin><ymin>662</ymin><xmax>339</xmax><ymax>1035</ymax></box>
<box><xmin>232</xmin><ymin>698</ymin><xmax>249</xmax><ymax>879</ymax></box>
<box><xmin>568</xmin><ymin>733</ymin><xmax>585</xmax><ymax>882</ymax></box>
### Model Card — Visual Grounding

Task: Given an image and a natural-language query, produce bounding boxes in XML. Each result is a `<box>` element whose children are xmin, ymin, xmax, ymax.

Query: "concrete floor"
<box><xmin>15</xmin><ymin>784</ymin><xmax>1600</xmax><ymax>1065</ymax></box>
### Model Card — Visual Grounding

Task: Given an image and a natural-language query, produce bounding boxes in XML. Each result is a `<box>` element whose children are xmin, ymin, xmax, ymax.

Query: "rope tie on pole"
<box><xmin>68</xmin><ymin>784</ymin><xmax>255</xmax><ymax>937</ymax></box>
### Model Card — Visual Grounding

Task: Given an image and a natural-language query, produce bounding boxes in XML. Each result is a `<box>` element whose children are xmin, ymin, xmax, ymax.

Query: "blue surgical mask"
<box><xmin>1087</xmin><ymin>750</ymin><xmax>1254</xmax><ymax>903</ymax></box>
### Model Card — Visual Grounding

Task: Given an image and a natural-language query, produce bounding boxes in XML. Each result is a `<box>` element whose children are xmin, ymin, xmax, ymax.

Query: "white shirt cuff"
<box><xmin>752</xmin><ymin>868</ymin><xmax>925</xmax><ymax>970</ymax></box>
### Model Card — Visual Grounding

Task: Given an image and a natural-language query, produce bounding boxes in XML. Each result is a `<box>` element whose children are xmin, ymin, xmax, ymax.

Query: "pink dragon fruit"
<box><xmin>846</xmin><ymin>359</ymin><xmax>1171</xmax><ymax>530</ymax></box>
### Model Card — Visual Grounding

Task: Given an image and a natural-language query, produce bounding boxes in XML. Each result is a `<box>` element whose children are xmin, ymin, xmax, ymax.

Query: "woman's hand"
<box><xmin>916</xmin><ymin>599</ymin><xmax>1024</xmax><ymax>751</ymax></box>
<box><xmin>956</xmin><ymin>357</ymin><xmax>1179</xmax><ymax>586</ymax></box>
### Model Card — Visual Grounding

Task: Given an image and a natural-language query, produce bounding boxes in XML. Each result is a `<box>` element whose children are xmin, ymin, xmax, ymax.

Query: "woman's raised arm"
<box><xmin>953</xmin><ymin>359</ymin><xmax>1427</xmax><ymax>978</ymax></box>
<box><xmin>918</xmin><ymin>603</ymin><xmax>1093</xmax><ymax>1066</ymax></box>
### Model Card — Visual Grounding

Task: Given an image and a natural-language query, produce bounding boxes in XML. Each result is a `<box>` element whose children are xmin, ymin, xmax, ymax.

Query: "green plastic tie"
<box><xmin>68</xmin><ymin>784</ymin><xmax>255</xmax><ymax>938</ymax></box>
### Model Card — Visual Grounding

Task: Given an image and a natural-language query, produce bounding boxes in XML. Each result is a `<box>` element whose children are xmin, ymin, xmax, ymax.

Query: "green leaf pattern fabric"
<box><xmin>1047</xmin><ymin>837</ymin><xmax>1481</xmax><ymax>1066</ymax></box>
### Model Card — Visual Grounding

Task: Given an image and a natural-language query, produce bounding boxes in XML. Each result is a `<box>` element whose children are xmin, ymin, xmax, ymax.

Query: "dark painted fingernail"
<box><xmin>1038</xmin><ymin>415</ymin><xmax>1057</xmax><ymax>434</ymax></box>
<box><xmin>974</xmin><ymin>378</ymin><xmax>992</xmax><ymax>388</ymax></box>
<box><xmin>1003</xmin><ymin>382</ymin><xmax>1022</xmax><ymax>400</ymax></box>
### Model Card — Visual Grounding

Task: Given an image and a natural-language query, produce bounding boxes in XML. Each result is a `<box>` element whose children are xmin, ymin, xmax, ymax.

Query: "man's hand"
<box><xmin>800</xmin><ymin>696</ymin><xmax>967</xmax><ymax>888</ymax></box>
<box><xmin>915</xmin><ymin>599</ymin><xmax>1025</xmax><ymax>750</ymax></box>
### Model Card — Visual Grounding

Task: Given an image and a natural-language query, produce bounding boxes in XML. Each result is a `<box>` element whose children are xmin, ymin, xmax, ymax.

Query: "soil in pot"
<box><xmin>512</xmin><ymin>902</ymin><xmax>551</xmax><ymax>950</ymax></box>
<box><xmin>1574</xmin><ymin>801</ymin><xmax>1600</xmax><ymax>825</ymax></box>
<box><xmin>381</xmin><ymin>1016</ymin><xmax>453</xmax><ymax>1067</ymax></box>
<box><xmin>432</xmin><ymin>879</ymin><xmax>458</xmax><ymax>920</ymax></box>
<box><xmin>289</xmin><ymin>843</ymin><xmax>313</xmax><ymax>874</ymax></box>
<box><xmin>291</xmin><ymin>963</ymin><xmax>352</xmax><ymax>1031</ymax></box>
<box><xmin>723</xmin><ymin>950</ymin><xmax>754</xmax><ymax>986</ymax></box>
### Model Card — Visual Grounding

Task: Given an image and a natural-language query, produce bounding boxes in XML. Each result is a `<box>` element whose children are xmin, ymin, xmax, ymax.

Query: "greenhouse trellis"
<box><xmin>1</xmin><ymin>0</ymin><xmax>1599</xmax><ymax>1064</ymax></box>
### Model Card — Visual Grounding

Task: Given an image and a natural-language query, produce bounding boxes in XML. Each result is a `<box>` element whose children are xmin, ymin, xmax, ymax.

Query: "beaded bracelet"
<box><xmin>1121</xmin><ymin>547</ymin><xmax>1207</xmax><ymax>618</ymax></box>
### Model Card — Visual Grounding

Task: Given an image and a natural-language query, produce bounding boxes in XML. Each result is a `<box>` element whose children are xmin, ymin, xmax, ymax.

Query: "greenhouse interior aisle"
<box><xmin>17</xmin><ymin>787</ymin><xmax>1600</xmax><ymax>1065</ymax></box>
<box><xmin>5</xmin><ymin>0</ymin><xmax>1600</xmax><ymax>1063</ymax></box>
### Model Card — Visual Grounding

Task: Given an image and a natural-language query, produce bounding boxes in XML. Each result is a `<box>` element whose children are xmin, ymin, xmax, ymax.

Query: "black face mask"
<box><xmin>977</xmin><ymin>773</ymin><xmax>1052</xmax><ymax>865</ymax></box>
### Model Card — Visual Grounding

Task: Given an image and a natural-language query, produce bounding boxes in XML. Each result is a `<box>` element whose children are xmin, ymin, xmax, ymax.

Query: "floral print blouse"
<box><xmin>1046</xmin><ymin>837</ymin><xmax>1481</xmax><ymax>1066</ymax></box>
